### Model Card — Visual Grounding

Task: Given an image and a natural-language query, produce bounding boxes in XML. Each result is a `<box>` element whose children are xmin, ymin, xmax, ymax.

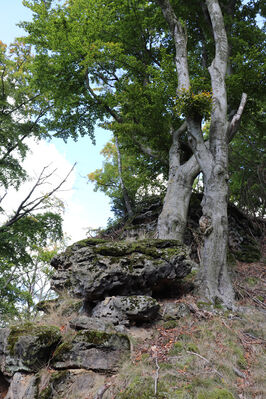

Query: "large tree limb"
<box><xmin>156</xmin><ymin>0</ymin><xmax>190</xmax><ymax>91</ymax></box>
<box><xmin>206</xmin><ymin>0</ymin><xmax>228</xmax><ymax>78</ymax></box>
<box><xmin>157</xmin><ymin>1</ymin><xmax>210</xmax><ymax>170</ymax></box>
<box><xmin>205</xmin><ymin>0</ymin><xmax>228</xmax><ymax>161</ymax></box>
<box><xmin>227</xmin><ymin>93</ymin><xmax>247</xmax><ymax>142</ymax></box>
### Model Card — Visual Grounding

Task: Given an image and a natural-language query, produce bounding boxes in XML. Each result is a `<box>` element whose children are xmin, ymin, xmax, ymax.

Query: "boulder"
<box><xmin>0</xmin><ymin>324</ymin><xmax>61</xmax><ymax>377</ymax></box>
<box><xmin>160</xmin><ymin>302</ymin><xmax>191</xmax><ymax>320</ymax></box>
<box><xmin>52</xmin><ymin>330</ymin><xmax>130</xmax><ymax>373</ymax></box>
<box><xmin>51</xmin><ymin>239</ymin><xmax>193</xmax><ymax>302</ymax></box>
<box><xmin>37</xmin><ymin>369</ymin><xmax>101</xmax><ymax>399</ymax></box>
<box><xmin>91</xmin><ymin>295</ymin><xmax>160</xmax><ymax>325</ymax></box>
<box><xmin>4</xmin><ymin>369</ymin><xmax>105</xmax><ymax>399</ymax></box>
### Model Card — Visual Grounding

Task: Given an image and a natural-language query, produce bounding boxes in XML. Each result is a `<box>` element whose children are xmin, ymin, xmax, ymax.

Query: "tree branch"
<box><xmin>227</xmin><ymin>93</ymin><xmax>247</xmax><ymax>142</ymax></box>
<box><xmin>156</xmin><ymin>0</ymin><xmax>190</xmax><ymax>91</ymax></box>
<box><xmin>85</xmin><ymin>72</ymin><xmax>123</xmax><ymax>123</ymax></box>
<box><xmin>0</xmin><ymin>163</ymin><xmax>75</xmax><ymax>231</ymax></box>
<box><xmin>4</xmin><ymin>93</ymin><xmax>41</xmax><ymax>117</ymax></box>
<box><xmin>130</xmin><ymin>135</ymin><xmax>168</xmax><ymax>165</ymax></box>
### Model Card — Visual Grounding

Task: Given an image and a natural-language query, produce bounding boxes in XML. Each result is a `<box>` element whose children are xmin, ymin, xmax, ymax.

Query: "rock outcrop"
<box><xmin>51</xmin><ymin>238</ymin><xmax>194</xmax><ymax>302</ymax></box>
<box><xmin>0</xmin><ymin>238</ymin><xmax>194</xmax><ymax>398</ymax></box>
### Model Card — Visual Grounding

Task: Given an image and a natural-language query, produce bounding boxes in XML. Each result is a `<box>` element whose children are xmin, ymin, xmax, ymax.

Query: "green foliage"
<box><xmin>0</xmin><ymin>42</ymin><xmax>67</xmax><ymax>323</ymax></box>
<box><xmin>197</xmin><ymin>388</ymin><xmax>235</xmax><ymax>399</ymax></box>
<box><xmin>0</xmin><ymin>213</ymin><xmax>64</xmax><ymax>324</ymax></box>
<box><xmin>175</xmin><ymin>89</ymin><xmax>212</xmax><ymax>119</ymax></box>
<box><xmin>0</xmin><ymin>40</ymin><xmax>43</xmax><ymax>190</ymax></box>
<box><xmin>229</xmin><ymin>110</ymin><xmax>265</xmax><ymax>217</ymax></box>
<box><xmin>88</xmin><ymin>138</ymin><xmax>167</xmax><ymax>218</ymax></box>
<box><xmin>18</xmin><ymin>0</ymin><xmax>265</xmax><ymax>221</ymax></box>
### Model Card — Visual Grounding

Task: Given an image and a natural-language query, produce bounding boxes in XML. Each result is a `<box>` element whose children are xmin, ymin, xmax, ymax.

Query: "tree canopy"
<box><xmin>20</xmin><ymin>0</ymin><xmax>265</xmax><ymax>217</ymax></box>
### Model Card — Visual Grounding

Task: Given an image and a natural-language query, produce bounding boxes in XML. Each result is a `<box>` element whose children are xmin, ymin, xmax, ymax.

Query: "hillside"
<box><xmin>0</xmin><ymin>204</ymin><xmax>265</xmax><ymax>399</ymax></box>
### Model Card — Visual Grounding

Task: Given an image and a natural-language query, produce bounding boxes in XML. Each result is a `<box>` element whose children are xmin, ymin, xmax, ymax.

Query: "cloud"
<box><xmin>1</xmin><ymin>138</ymin><xmax>112</xmax><ymax>244</ymax></box>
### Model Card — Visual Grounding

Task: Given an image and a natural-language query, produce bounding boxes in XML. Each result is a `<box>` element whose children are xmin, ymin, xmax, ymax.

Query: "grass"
<box><xmin>106</xmin><ymin>302</ymin><xmax>265</xmax><ymax>398</ymax></box>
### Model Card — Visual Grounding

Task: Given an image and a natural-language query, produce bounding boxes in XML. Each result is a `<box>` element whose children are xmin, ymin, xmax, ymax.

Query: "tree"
<box><xmin>21</xmin><ymin>0</ymin><xmax>198</xmax><ymax>240</ymax></box>
<box><xmin>21</xmin><ymin>0</ymin><xmax>265</xmax><ymax>307</ymax></box>
<box><xmin>0</xmin><ymin>40</ymin><xmax>73</xmax><ymax>321</ymax></box>
<box><xmin>155</xmin><ymin>0</ymin><xmax>247</xmax><ymax>307</ymax></box>
<box><xmin>0</xmin><ymin>212</ymin><xmax>63</xmax><ymax>324</ymax></box>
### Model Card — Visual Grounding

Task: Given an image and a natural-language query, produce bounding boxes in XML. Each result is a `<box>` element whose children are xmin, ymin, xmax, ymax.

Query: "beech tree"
<box><xmin>21</xmin><ymin>0</ymin><xmax>264</xmax><ymax>307</ymax></box>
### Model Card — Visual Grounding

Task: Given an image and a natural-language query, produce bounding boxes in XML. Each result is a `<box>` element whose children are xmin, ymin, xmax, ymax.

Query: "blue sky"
<box><xmin>0</xmin><ymin>0</ymin><xmax>113</xmax><ymax>242</ymax></box>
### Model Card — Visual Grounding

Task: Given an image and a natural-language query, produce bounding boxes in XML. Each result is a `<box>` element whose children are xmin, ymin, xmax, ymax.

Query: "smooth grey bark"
<box><xmin>157</xmin><ymin>0</ymin><xmax>248</xmax><ymax>307</ymax></box>
<box><xmin>196</xmin><ymin>0</ymin><xmax>233</xmax><ymax>307</ymax></box>
<box><xmin>114</xmin><ymin>135</ymin><xmax>134</xmax><ymax>218</ymax></box>
<box><xmin>157</xmin><ymin>123</ymin><xmax>200</xmax><ymax>241</ymax></box>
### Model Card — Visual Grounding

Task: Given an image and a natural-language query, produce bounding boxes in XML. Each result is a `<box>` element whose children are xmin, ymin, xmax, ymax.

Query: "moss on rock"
<box><xmin>7</xmin><ymin>323</ymin><xmax>61</xmax><ymax>356</ymax></box>
<box><xmin>52</xmin><ymin>341</ymin><xmax>73</xmax><ymax>362</ymax></box>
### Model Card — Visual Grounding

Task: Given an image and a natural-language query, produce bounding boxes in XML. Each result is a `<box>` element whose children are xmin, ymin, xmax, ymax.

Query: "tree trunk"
<box><xmin>158</xmin><ymin>154</ymin><xmax>199</xmax><ymax>241</ymax></box>
<box><xmin>114</xmin><ymin>135</ymin><xmax>134</xmax><ymax>218</ymax></box>
<box><xmin>157</xmin><ymin>123</ymin><xmax>200</xmax><ymax>241</ymax></box>
<box><xmin>197</xmin><ymin>166</ymin><xmax>234</xmax><ymax>308</ymax></box>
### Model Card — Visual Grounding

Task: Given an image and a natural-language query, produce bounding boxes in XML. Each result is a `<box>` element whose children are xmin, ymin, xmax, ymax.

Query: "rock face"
<box><xmin>51</xmin><ymin>239</ymin><xmax>193</xmax><ymax>301</ymax></box>
<box><xmin>160</xmin><ymin>302</ymin><xmax>191</xmax><ymax>320</ymax></box>
<box><xmin>0</xmin><ymin>238</ymin><xmax>194</xmax><ymax>398</ymax></box>
<box><xmin>0</xmin><ymin>324</ymin><xmax>130</xmax><ymax>398</ymax></box>
<box><xmin>4</xmin><ymin>373</ymin><xmax>37</xmax><ymax>399</ymax></box>
<box><xmin>52</xmin><ymin>330</ymin><xmax>130</xmax><ymax>373</ymax></box>
<box><xmin>0</xmin><ymin>325</ymin><xmax>61</xmax><ymax>377</ymax></box>
<box><xmin>4</xmin><ymin>370</ymin><xmax>105</xmax><ymax>399</ymax></box>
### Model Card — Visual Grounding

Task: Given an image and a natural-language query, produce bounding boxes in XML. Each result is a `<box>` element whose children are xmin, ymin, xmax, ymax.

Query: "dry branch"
<box><xmin>0</xmin><ymin>163</ymin><xmax>76</xmax><ymax>231</ymax></box>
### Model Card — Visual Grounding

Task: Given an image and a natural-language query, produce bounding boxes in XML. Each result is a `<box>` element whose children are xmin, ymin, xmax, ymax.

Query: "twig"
<box><xmin>187</xmin><ymin>351</ymin><xmax>223</xmax><ymax>379</ymax></box>
<box><xmin>243</xmin><ymin>332</ymin><xmax>266</xmax><ymax>343</ymax></box>
<box><xmin>235</xmin><ymin>283</ymin><xmax>266</xmax><ymax>309</ymax></box>
<box><xmin>93</xmin><ymin>383</ymin><xmax>111</xmax><ymax>399</ymax></box>
<box><xmin>233</xmin><ymin>367</ymin><xmax>246</xmax><ymax>379</ymax></box>
<box><xmin>154</xmin><ymin>355</ymin><xmax>160</xmax><ymax>395</ymax></box>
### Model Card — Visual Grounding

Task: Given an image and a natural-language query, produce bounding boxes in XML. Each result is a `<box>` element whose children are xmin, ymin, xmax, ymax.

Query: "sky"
<box><xmin>0</xmin><ymin>0</ymin><xmax>113</xmax><ymax>243</ymax></box>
